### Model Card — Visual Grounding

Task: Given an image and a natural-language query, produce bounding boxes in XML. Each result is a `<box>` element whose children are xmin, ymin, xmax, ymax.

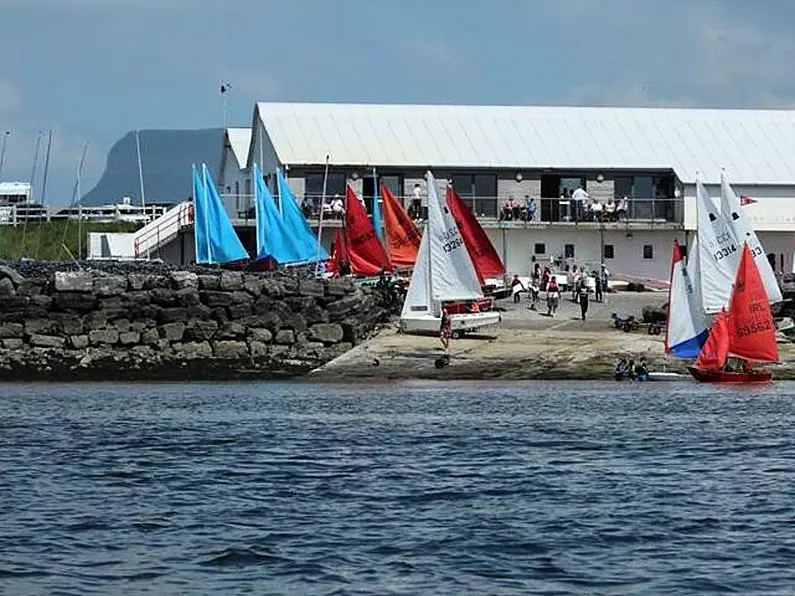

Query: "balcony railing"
<box><xmin>219</xmin><ymin>193</ymin><xmax>684</xmax><ymax>226</ymax></box>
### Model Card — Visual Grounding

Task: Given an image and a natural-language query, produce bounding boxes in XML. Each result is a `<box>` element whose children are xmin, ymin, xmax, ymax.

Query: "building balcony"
<box><xmin>220</xmin><ymin>193</ymin><xmax>684</xmax><ymax>230</ymax></box>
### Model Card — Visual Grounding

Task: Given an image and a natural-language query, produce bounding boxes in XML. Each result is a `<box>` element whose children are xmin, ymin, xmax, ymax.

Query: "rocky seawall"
<box><xmin>0</xmin><ymin>262</ymin><xmax>390</xmax><ymax>381</ymax></box>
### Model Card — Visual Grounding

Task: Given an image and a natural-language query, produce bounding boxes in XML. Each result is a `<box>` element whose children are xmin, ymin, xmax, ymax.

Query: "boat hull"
<box><xmin>687</xmin><ymin>366</ymin><xmax>772</xmax><ymax>384</ymax></box>
<box><xmin>400</xmin><ymin>311</ymin><xmax>502</xmax><ymax>335</ymax></box>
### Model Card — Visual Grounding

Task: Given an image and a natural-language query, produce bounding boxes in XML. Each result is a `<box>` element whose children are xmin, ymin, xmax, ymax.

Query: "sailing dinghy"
<box><xmin>400</xmin><ymin>171</ymin><xmax>501</xmax><ymax>336</ymax></box>
<box><xmin>688</xmin><ymin>243</ymin><xmax>778</xmax><ymax>383</ymax></box>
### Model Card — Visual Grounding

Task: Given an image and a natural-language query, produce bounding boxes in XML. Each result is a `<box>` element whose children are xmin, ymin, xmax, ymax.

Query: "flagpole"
<box><xmin>315</xmin><ymin>153</ymin><xmax>330</xmax><ymax>274</ymax></box>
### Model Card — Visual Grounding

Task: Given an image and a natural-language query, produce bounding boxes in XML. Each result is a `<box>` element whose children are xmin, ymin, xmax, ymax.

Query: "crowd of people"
<box><xmin>615</xmin><ymin>357</ymin><xmax>650</xmax><ymax>381</ymax></box>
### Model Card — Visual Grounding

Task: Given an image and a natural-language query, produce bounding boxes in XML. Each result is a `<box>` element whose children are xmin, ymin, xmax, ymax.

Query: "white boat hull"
<box><xmin>400</xmin><ymin>311</ymin><xmax>502</xmax><ymax>335</ymax></box>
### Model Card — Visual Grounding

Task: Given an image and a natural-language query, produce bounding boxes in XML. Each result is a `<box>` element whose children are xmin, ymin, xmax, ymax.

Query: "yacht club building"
<box><xmin>148</xmin><ymin>102</ymin><xmax>795</xmax><ymax>281</ymax></box>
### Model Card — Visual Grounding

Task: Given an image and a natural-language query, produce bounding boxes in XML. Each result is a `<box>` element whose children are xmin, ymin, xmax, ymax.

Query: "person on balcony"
<box><xmin>571</xmin><ymin>185</ymin><xmax>588</xmax><ymax>222</ymax></box>
<box><xmin>526</xmin><ymin>196</ymin><xmax>537</xmax><ymax>222</ymax></box>
<box><xmin>617</xmin><ymin>196</ymin><xmax>629</xmax><ymax>221</ymax></box>
<box><xmin>501</xmin><ymin>197</ymin><xmax>517</xmax><ymax>221</ymax></box>
<box><xmin>604</xmin><ymin>197</ymin><xmax>617</xmax><ymax>221</ymax></box>
<box><xmin>331</xmin><ymin>195</ymin><xmax>344</xmax><ymax>219</ymax></box>
<box><xmin>590</xmin><ymin>199</ymin><xmax>603</xmax><ymax>222</ymax></box>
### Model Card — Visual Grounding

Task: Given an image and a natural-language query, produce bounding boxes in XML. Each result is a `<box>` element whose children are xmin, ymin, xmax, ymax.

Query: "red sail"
<box><xmin>695</xmin><ymin>309</ymin><xmax>730</xmax><ymax>370</ymax></box>
<box><xmin>445</xmin><ymin>187</ymin><xmax>505</xmax><ymax>284</ymax></box>
<box><xmin>344</xmin><ymin>185</ymin><xmax>391</xmax><ymax>276</ymax></box>
<box><xmin>329</xmin><ymin>228</ymin><xmax>348</xmax><ymax>276</ymax></box>
<box><xmin>381</xmin><ymin>182</ymin><xmax>420</xmax><ymax>267</ymax></box>
<box><xmin>727</xmin><ymin>243</ymin><xmax>779</xmax><ymax>363</ymax></box>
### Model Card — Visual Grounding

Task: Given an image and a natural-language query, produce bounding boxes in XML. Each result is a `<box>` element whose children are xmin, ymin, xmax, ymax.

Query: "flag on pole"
<box><xmin>372</xmin><ymin>167</ymin><xmax>384</xmax><ymax>242</ymax></box>
<box><xmin>739</xmin><ymin>195</ymin><xmax>757</xmax><ymax>206</ymax></box>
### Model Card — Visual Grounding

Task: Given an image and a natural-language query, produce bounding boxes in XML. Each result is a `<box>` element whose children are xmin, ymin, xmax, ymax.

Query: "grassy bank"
<box><xmin>0</xmin><ymin>221</ymin><xmax>141</xmax><ymax>261</ymax></box>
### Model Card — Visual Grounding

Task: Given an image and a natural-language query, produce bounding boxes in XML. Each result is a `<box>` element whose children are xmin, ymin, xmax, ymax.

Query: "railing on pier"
<box><xmin>133</xmin><ymin>201</ymin><xmax>193</xmax><ymax>258</ymax></box>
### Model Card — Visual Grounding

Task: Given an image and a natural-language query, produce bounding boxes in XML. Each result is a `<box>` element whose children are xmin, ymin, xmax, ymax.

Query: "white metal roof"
<box><xmin>0</xmin><ymin>181</ymin><xmax>32</xmax><ymax>194</ymax></box>
<box><xmin>253</xmin><ymin>102</ymin><xmax>795</xmax><ymax>185</ymax></box>
<box><xmin>225</xmin><ymin>127</ymin><xmax>252</xmax><ymax>170</ymax></box>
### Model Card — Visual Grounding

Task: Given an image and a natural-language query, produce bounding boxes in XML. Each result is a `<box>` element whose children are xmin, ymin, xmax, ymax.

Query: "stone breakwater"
<box><xmin>0</xmin><ymin>262</ymin><xmax>389</xmax><ymax>381</ymax></box>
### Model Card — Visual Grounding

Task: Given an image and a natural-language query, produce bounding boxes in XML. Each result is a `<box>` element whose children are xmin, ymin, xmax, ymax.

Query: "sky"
<box><xmin>1</xmin><ymin>0</ymin><xmax>794</xmax><ymax>205</ymax></box>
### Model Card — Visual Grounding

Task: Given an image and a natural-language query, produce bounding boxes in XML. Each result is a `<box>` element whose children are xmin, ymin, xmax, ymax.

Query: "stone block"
<box><xmin>282</xmin><ymin>313</ymin><xmax>307</xmax><ymax>333</ymax></box>
<box><xmin>83</xmin><ymin>312</ymin><xmax>108</xmax><ymax>331</ymax></box>
<box><xmin>326</xmin><ymin>293</ymin><xmax>363</xmax><ymax>320</ymax></box>
<box><xmin>2</xmin><ymin>338</ymin><xmax>23</xmax><ymax>349</ymax></box>
<box><xmin>130</xmin><ymin>345</ymin><xmax>155</xmax><ymax>358</ymax></box>
<box><xmin>216</xmin><ymin>321</ymin><xmax>245</xmax><ymax>339</ymax></box>
<box><xmin>230</xmin><ymin>291</ymin><xmax>254</xmax><ymax>305</ymax></box>
<box><xmin>0</xmin><ymin>265</ymin><xmax>23</xmax><ymax>287</ymax></box>
<box><xmin>17</xmin><ymin>279</ymin><xmax>44</xmax><ymax>297</ymax></box>
<box><xmin>226</xmin><ymin>303</ymin><xmax>252</xmax><ymax>320</ymax></box>
<box><xmin>325</xmin><ymin>278</ymin><xmax>353</xmax><ymax>297</ymax></box>
<box><xmin>0</xmin><ymin>278</ymin><xmax>15</xmax><ymax>297</ymax></box>
<box><xmin>268</xmin><ymin>344</ymin><xmax>289</xmax><ymax>357</ymax></box>
<box><xmin>261</xmin><ymin>279</ymin><xmax>284</xmax><ymax>297</ymax></box>
<box><xmin>274</xmin><ymin>329</ymin><xmax>295</xmax><ymax>345</ymax></box>
<box><xmin>170</xmin><ymin>271</ymin><xmax>198</xmax><ymax>290</ymax></box>
<box><xmin>52</xmin><ymin>292</ymin><xmax>96</xmax><ymax>313</ymax></box>
<box><xmin>308</xmin><ymin>323</ymin><xmax>344</xmax><ymax>344</ymax></box>
<box><xmin>99</xmin><ymin>297</ymin><xmax>124</xmax><ymax>314</ymax></box>
<box><xmin>122</xmin><ymin>290</ymin><xmax>151</xmax><ymax>305</ymax></box>
<box><xmin>141</xmin><ymin>328</ymin><xmax>160</xmax><ymax>345</ymax></box>
<box><xmin>158</xmin><ymin>307</ymin><xmax>188</xmax><ymax>324</ymax></box>
<box><xmin>184</xmin><ymin>319</ymin><xmax>218</xmax><ymax>341</ymax></box>
<box><xmin>113</xmin><ymin>318</ymin><xmax>131</xmax><ymax>332</ymax></box>
<box><xmin>200</xmin><ymin>291</ymin><xmax>233</xmax><ymax>307</ymax></box>
<box><xmin>175</xmin><ymin>288</ymin><xmax>201</xmax><ymax>307</ymax></box>
<box><xmin>30</xmin><ymin>294</ymin><xmax>51</xmax><ymax>309</ymax></box>
<box><xmin>243</xmin><ymin>278</ymin><xmax>264</xmax><ymax>297</ymax></box>
<box><xmin>29</xmin><ymin>334</ymin><xmax>65</xmax><ymax>348</ymax></box>
<box><xmin>220</xmin><ymin>271</ymin><xmax>243</xmax><ymax>291</ymax></box>
<box><xmin>285</xmin><ymin>296</ymin><xmax>315</xmax><ymax>312</ymax></box>
<box><xmin>0</xmin><ymin>322</ymin><xmax>23</xmax><ymax>338</ymax></box>
<box><xmin>119</xmin><ymin>331</ymin><xmax>141</xmax><ymax>345</ymax></box>
<box><xmin>150</xmin><ymin>288</ymin><xmax>179</xmax><ymax>307</ymax></box>
<box><xmin>247</xmin><ymin>327</ymin><xmax>273</xmax><ymax>343</ymax></box>
<box><xmin>302</xmin><ymin>304</ymin><xmax>329</xmax><ymax>325</ymax></box>
<box><xmin>249</xmin><ymin>340</ymin><xmax>268</xmax><ymax>358</ymax></box>
<box><xmin>93</xmin><ymin>275</ymin><xmax>127</xmax><ymax>297</ymax></box>
<box><xmin>175</xmin><ymin>341</ymin><xmax>213</xmax><ymax>359</ymax></box>
<box><xmin>69</xmin><ymin>335</ymin><xmax>89</xmax><ymax>349</ymax></box>
<box><xmin>198</xmin><ymin>274</ymin><xmax>221</xmax><ymax>290</ymax></box>
<box><xmin>127</xmin><ymin>273</ymin><xmax>148</xmax><ymax>290</ymax></box>
<box><xmin>131</xmin><ymin>319</ymin><xmax>156</xmax><ymax>332</ymax></box>
<box><xmin>298</xmin><ymin>278</ymin><xmax>325</xmax><ymax>298</ymax></box>
<box><xmin>89</xmin><ymin>328</ymin><xmax>119</xmax><ymax>345</ymax></box>
<box><xmin>213</xmin><ymin>340</ymin><xmax>248</xmax><ymax>359</ymax></box>
<box><xmin>54</xmin><ymin>271</ymin><xmax>92</xmax><ymax>292</ymax></box>
<box><xmin>25</xmin><ymin>318</ymin><xmax>57</xmax><ymax>335</ymax></box>
<box><xmin>143</xmin><ymin>275</ymin><xmax>169</xmax><ymax>290</ymax></box>
<box><xmin>158</xmin><ymin>322</ymin><xmax>185</xmax><ymax>342</ymax></box>
<box><xmin>254</xmin><ymin>297</ymin><xmax>293</xmax><ymax>319</ymax></box>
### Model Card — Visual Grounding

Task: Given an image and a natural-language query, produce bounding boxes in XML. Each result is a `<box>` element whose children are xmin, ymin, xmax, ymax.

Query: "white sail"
<box><xmin>720</xmin><ymin>172</ymin><xmax>782</xmax><ymax>304</ymax></box>
<box><xmin>425</xmin><ymin>170</ymin><xmax>483</xmax><ymax>302</ymax></box>
<box><xmin>400</xmin><ymin>227</ymin><xmax>432</xmax><ymax>319</ymax></box>
<box><xmin>697</xmin><ymin>178</ymin><xmax>740</xmax><ymax>313</ymax></box>
<box><xmin>665</xmin><ymin>239</ymin><xmax>708</xmax><ymax>358</ymax></box>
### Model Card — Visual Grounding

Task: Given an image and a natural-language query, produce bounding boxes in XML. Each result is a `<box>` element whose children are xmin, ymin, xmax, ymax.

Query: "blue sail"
<box><xmin>254</xmin><ymin>163</ymin><xmax>304</xmax><ymax>264</ymax></box>
<box><xmin>199</xmin><ymin>164</ymin><xmax>249</xmax><ymax>264</ymax></box>
<box><xmin>193</xmin><ymin>164</ymin><xmax>211</xmax><ymax>265</ymax></box>
<box><xmin>277</xmin><ymin>169</ymin><xmax>329</xmax><ymax>262</ymax></box>
<box><xmin>372</xmin><ymin>167</ymin><xmax>384</xmax><ymax>243</ymax></box>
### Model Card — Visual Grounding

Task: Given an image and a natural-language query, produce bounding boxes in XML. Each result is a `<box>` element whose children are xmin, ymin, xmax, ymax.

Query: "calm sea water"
<box><xmin>1</xmin><ymin>381</ymin><xmax>794</xmax><ymax>595</ymax></box>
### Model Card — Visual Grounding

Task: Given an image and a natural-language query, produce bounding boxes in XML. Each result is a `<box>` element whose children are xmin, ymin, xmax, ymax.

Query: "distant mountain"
<box><xmin>81</xmin><ymin>128</ymin><xmax>223</xmax><ymax>206</ymax></box>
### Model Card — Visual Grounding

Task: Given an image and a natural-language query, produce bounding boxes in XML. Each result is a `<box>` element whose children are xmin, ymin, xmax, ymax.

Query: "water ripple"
<box><xmin>1</xmin><ymin>381</ymin><xmax>795</xmax><ymax>595</ymax></box>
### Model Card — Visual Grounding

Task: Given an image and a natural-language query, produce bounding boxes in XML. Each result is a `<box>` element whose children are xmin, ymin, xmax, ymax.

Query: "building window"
<box><xmin>643</xmin><ymin>244</ymin><xmax>654</xmax><ymax>259</ymax></box>
<box><xmin>305</xmin><ymin>172</ymin><xmax>346</xmax><ymax>202</ymax></box>
<box><xmin>449</xmin><ymin>173</ymin><xmax>497</xmax><ymax>217</ymax></box>
<box><xmin>379</xmin><ymin>175</ymin><xmax>403</xmax><ymax>199</ymax></box>
<box><xmin>564</xmin><ymin>244</ymin><xmax>575</xmax><ymax>258</ymax></box>
<box><xmin>603</xmin><ymin>244</ymin><xmax>615</xmax><ymax>259</ymax></box>
<box><xmin>534</xmin><ymin>243</ymin><xmax>546</xmax><ymax>255</ymax></box>
<box><xmin>614</xmin><ymin>176</ymin><xmax>633</xmax><ymax>200</ymax></box>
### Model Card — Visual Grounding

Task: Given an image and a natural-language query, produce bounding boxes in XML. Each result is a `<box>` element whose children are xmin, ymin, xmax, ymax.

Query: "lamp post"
<box><xmin>220</xmin><ymin>82</ymin><xmax>232</xmax><ymax>130</ymax></box>
<box><xmin>0</xmin><ymin>131</ymin><xmax>9</xmax><ymax>180</ymax></box>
